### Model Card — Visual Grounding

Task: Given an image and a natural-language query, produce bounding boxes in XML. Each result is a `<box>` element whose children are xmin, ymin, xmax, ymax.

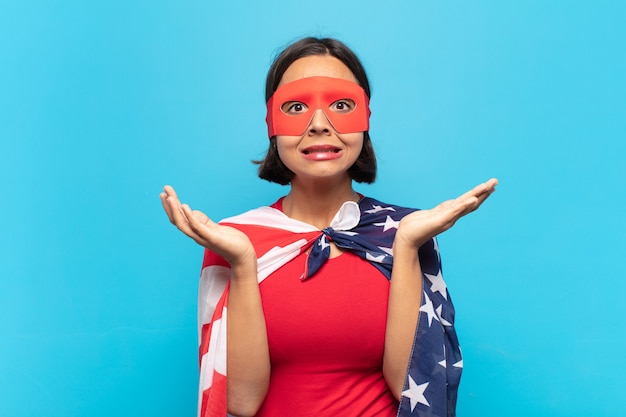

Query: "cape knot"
<box><xmin>329</xmin><ymin>200</ymin><xmax>360</xmax><ymax>231</ymax></box>
<box><xmin>321</xmin><ymin>227</ymin><xmax>335</xmax><ymax>240</ymax></box>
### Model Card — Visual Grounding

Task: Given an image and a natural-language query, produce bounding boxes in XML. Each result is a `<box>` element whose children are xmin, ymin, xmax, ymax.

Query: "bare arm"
<box><xmin>226</xmin><ymin>260</ymin><xmax>271</xmax><ymax>416</ymax></box>
<box><xmin>160</xmin><ymin>186</ymin><xmax>270</xmax><ymax>416</ymax></box>
<box><xmin>383</xmin><ymin>178</ymin><xmax>498</xmax><ymax>399</ymax></box>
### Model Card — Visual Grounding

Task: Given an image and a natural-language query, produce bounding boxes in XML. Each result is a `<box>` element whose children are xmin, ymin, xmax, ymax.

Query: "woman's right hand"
<box><xmin>160</xmin><ymin>185</ymin><xmax>257</xmax><ymax>270</ymax></box>
<box><xmin>162</xmin><ymin>185</ymin><xmax>269</xmax><ymax>413</ymax></box>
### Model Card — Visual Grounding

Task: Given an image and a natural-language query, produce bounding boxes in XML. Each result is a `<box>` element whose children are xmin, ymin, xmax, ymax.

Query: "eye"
<box><xmin>330</xmin><ymin>99</ymin><xmax>355</xmax><ymax>113</ymax></box>
<box><xmin>281</xmin><ymin>101</ymin><xmax>308</xmax><ymax>114</ymax></box>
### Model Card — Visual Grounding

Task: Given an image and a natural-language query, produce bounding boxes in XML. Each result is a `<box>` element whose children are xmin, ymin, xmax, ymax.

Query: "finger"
<box><xmin>170</xmin><ymin>205</ymin><xmax>208</xmax><ymax>244</ymax></box>
<box><xmin>162</xmin><ymin>186</ymin><xmax>197</xmax><ymax>229</ymax></box>
<box><xmin>162</xmin><ymin>185</ymin><xmax>185</xmax><ymax>215</ymax></box>
<box><xmin>467</xmin><ymin>178</ymin><xmax>498</xmax><ymax>209</ymax></box>
<box><xmin>424</xmin><ymin>198</ymin><xmax>475</xmax><ymax>235</ymax></box>
<box><xmin>181</xmin><ymin>204</ymin><xmax>196</xmax><ymax>221</ymax></box>
<box><xmin>456</xmin><ymin>181</ymin><xmax>490</xmax><ymax>202</ymax></box>
<box><xmin>474</xmin><ymin>179</ymin><xmax>497</xmax><ymax>200</ymax></box>
<box><xmin>162</xmin><ymin>185</ymin><xmax>178</xmax><ymax>199</ymax></box>
<box><xmin>457</xmin><ymin>181</ymin><xmax>498</xmax><ymax>217</ymax></box>
<box><xmin>475</xmin><ymin>187</ymin><xmax>495</xmax><ymax>206</ymax></box>
<box><xmin>452</xmin><ymin>196</ymin><xmax>480</xmax><ymax>219</ymax></box>
<box><xmin>415</xmin><ymin>179</ymin><xmax>498</xmax><ymax>239</ymax></box>
<box><xmin>166</xmin><ymin>196</ymin><xmax>194</xmax><ymax>232</ymax></box>
<box><xmin>184</xmin><ymin>207</ymin><xmax>219</xmax><ymax>235</ymax></box>
<box><xmin>160</xmin><ymin>187</ymin><xmax>210</xmax><ymax>244</ymax></box>
<box><xmin>191</xmin><ymin>209</ymin><xmax>211</xmax><ymax>225</ymax></box>
<box><xmin>161</xmin><ymin>186</ymin><xmax>181</xmax><ymax>208</ymax></box>
<box><xmin>462</xmin><ymin>177</ymin><xmax>498</xmax><ymax>199</ymax></box>
<box><xmin>440</xmin><ymin>196</ymin><xmax>483</xmax><ymax>230</ymax></box>
<box><xmin>160</xmin><ymin>191</ymin><xmax>183</xmax><ymax>223</ymax></box>
<box><xmin>485</xmin><ymin>177</ymin><xmax>499</xmax><ymax>189</ymax></box>
<box><xmin>159</xmin><ymin>192</ymin><xmax>174</xmax><ymax>221</ymax></box>
<box><xmin>429</xmin><ymin>199</ymin><xmax>465</xmax><ymax>225</ymax></box>
<box><xmin>182</xmin><ymin>205</ymin><xmax>218</xmax><ymax>245</ymax></box>
<box><xmin>441</xmin><ymin>195</ymin><xmax>478</xmax><ymax>215</ymax></box>
<box><xmin>448</xmin><ymin>182</ymin><xmax>488</xmax><ymax>215</ymax></box>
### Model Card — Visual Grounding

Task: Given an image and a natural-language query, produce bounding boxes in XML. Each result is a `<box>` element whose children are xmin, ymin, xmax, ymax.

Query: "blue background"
<box><xmin>2</xmin><ymin>1</ymin><xmax>624</xmax><ymax>416</ymax></box>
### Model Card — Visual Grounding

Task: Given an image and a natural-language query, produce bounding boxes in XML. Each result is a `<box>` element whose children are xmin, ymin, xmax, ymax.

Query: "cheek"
<box><xmin>275</xmin><ymin>136</ymin><xmax>299</xmax><ymax>163</ymax></box>
<box><xmin>344</xmin><ymin>133</ymin><xmax>364</xmax><ymax>156</ymax></box>
<box><xmin>275</xmin><ymin>136</ymin><xmax>297</xmax><ymax>152</ymax></box>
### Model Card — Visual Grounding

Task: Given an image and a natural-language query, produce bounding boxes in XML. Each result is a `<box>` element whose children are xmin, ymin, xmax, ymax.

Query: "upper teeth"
<box><xmin>304</xmin><ymin>149</ymin><xmax>338</xmax><ymax>154</ymax></box>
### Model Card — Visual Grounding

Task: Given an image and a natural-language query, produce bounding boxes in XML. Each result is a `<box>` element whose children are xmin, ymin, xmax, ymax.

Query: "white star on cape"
<box><xmin>419</xmin><ymin>291</ymin><xmax>439</xmax><ymax>327</ymax></box>
<box><xmin>435</xmin><ymin>305</ymin><xmax>452</xmax><ymax>326</ymax></box>
<box><xmin>318</xmin><ymin>235</ymin><xmax>330</xmax><ymax>251</ymax></box>
<box><xmin>438</xmin><ymin>345</ymin><xmax>447</xmax><ymax>368</ymax></box>
<box><xmin>373</xmin><ymin>215</ymin><xmax>400</xmax><ymax>232</ymax></box>
<box><xmin>378</xmin><ymin>246</ymin><xmax>394</xmax><ymax>255</ymax></box>
<box><xmin>425</xmin><ymin>270</ymin><xmax>447</xmax><ymax>299</ymax></box>
<box><xmin>366</xmin><ymin>252</ymin><xmax>386</xmax><ymax>262</ymax></box>
<box><xmin>402</xmin><ymin>376</ymin><xmax>430</xmax><ymax>411</ymax></box>
<box><xmin>453</xmin><ymin>359</ymin><xmax>464</xmax><ymax>368</ymax></box>
<box><xmin>364</xmin><ymin>204</ymin><xmax>396</xmax><ymax>214</ymax></box>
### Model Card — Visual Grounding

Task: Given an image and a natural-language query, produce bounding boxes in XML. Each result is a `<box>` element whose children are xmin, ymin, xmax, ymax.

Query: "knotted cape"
<box><xmin>196</xmin><ymin>197</ymin><xmax>462</xmax><ymax>417</ymax></box>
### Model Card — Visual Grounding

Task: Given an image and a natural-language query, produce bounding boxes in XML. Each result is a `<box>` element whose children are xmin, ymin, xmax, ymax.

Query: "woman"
<box><xmin>161</xmin><ymin>37</ymin><xmax>497</xmax><ymax>417</ymax></box>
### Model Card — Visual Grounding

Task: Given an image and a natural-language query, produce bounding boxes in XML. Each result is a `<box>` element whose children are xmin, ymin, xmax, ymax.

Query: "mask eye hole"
<box><xmin>330</xmin><ymin>99</ymin><xmax>356</xmax><ymax>114</ymax></box>
<box><xmin>281</xmin><ymin>101</ymin><xmax>308</xmax><ymax>115</ymax></box>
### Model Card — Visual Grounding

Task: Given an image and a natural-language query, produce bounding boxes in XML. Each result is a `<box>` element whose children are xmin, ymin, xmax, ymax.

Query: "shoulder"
<box><xmin>358</xmin><ymin>196</ymin><xmax>441</xmax><ymax>268</ymax></box>
<box><xmin>220</xmin><ymin>204</ymin><xmax>318</xmax><ymax>234</ymax></box>
<box><xmin>218</xmin><ymin>197</ymin><xmax>285</xmax><ymax>225</ymax></box>
<box><xmin>220</xmin><ymin>205</ymin><xmax>283</xmax><ymax>225</ymax></box>
<box><xmin>357</xmin><ymin>196</ymin><xmax>419</xmax><ymax>220</ymax></box>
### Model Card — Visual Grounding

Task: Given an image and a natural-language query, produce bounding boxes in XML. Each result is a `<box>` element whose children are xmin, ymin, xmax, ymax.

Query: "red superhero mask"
<box><xmin>266</xmin><ymin>76</ymin><xmax>370</xmax><ymax>138</ymax></box>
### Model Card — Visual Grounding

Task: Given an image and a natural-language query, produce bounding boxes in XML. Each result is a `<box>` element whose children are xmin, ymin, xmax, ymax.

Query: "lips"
<box><xmin>302</xmin><ymin>145</ymin><xmax>341</xmax><ymax>155</ymax></box>
<box><xmin>301</xmin><ymin>145</ymin><xmax>343</xmax><ymax>161</ymax></box>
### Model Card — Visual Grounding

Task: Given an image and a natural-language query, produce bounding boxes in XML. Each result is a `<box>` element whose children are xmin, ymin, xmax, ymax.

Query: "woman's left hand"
<box><xmin>394</xmin><ymin>178</ymin><xmax>498</xmax><ymax>251</ymax></box>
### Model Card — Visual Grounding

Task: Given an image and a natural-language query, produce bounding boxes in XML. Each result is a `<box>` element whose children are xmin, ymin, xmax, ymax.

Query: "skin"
<box><xmin>276</xmin><ymin>56</ymin><xmax>365</xmax><ymax>230</ymax></box>
<box><xmin>160</xmin><ymin>54</ymin><xmax>498</xmax><ymax>416</ymax></box>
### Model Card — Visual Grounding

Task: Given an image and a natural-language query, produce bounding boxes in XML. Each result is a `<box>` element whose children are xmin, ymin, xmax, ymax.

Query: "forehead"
<box><xmin>278</xmin><ymin>55</ymin><xmax>358</xmax><ymax>87</ymax></box>
<box><xmin>273</xmin><ymin>77</ymin><xmax>364</xmax><ymax>103</ymax></box>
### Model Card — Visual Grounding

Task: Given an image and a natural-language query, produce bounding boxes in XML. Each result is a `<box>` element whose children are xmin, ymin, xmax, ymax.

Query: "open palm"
<box><xmin>160</xmin><ymin>185</ymin><xmax>256</xmax><ymax>267</ymax></box>
<box><xmin>395</xmin><ymin>178</ymin><xmax>498</xmax><ymax>250</ymax></box>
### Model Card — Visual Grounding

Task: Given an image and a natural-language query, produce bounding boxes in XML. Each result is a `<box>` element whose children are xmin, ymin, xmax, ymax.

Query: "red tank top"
<box><xmin>255</xmin><ymin>247</ymin><xmax>397</xmax><ymax>416</ymax></box>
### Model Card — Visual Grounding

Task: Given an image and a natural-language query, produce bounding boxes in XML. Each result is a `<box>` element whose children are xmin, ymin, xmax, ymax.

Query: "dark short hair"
<box><xmin>256</xmin><ymin>37</ymin><xmax>377</xmax><ymax>185</ymax></box>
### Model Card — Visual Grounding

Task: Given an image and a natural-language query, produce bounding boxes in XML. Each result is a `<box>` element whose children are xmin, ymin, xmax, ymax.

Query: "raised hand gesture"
<box><xmin>394</xmin><ymin>178</ymin><xmax>498</xmax><ymax>251</ymax></box>
<box><xmin>160</xmin><ymin>185</ymin><xmax>256</xmax><ymax>269</ymax></box>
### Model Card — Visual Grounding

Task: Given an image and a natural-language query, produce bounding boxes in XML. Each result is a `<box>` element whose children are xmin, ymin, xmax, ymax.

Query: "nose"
<box><xmin>307</xmin><ymin>109</ymin><xmax>332</xmax><ymax>136</ymax></box>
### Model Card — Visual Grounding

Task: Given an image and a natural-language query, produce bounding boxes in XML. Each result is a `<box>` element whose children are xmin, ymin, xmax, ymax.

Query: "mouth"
<box><xmin>302</xmin><ymin>146</ymin><xmax>341</xmax><ymax>155</ymax></box>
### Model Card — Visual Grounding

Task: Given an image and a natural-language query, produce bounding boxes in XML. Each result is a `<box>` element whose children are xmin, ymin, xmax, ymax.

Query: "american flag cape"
<box><xmin>197</xmin><ymin>197</ymin><xmax>462</xmax><ymax>417</ymax></box>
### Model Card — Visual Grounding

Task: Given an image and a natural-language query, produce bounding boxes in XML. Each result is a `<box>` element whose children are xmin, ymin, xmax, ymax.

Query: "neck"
<box><xmin>282</xmin><ymin>177</ymin><xmax>359</xmax><ymax>230</ymax></box>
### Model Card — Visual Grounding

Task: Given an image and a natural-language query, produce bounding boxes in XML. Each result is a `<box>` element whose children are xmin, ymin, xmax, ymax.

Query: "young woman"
<box><xmin>161</xmin><ymin>37</ymin><xmax>497</xmax><ymax>417</ymax></box>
